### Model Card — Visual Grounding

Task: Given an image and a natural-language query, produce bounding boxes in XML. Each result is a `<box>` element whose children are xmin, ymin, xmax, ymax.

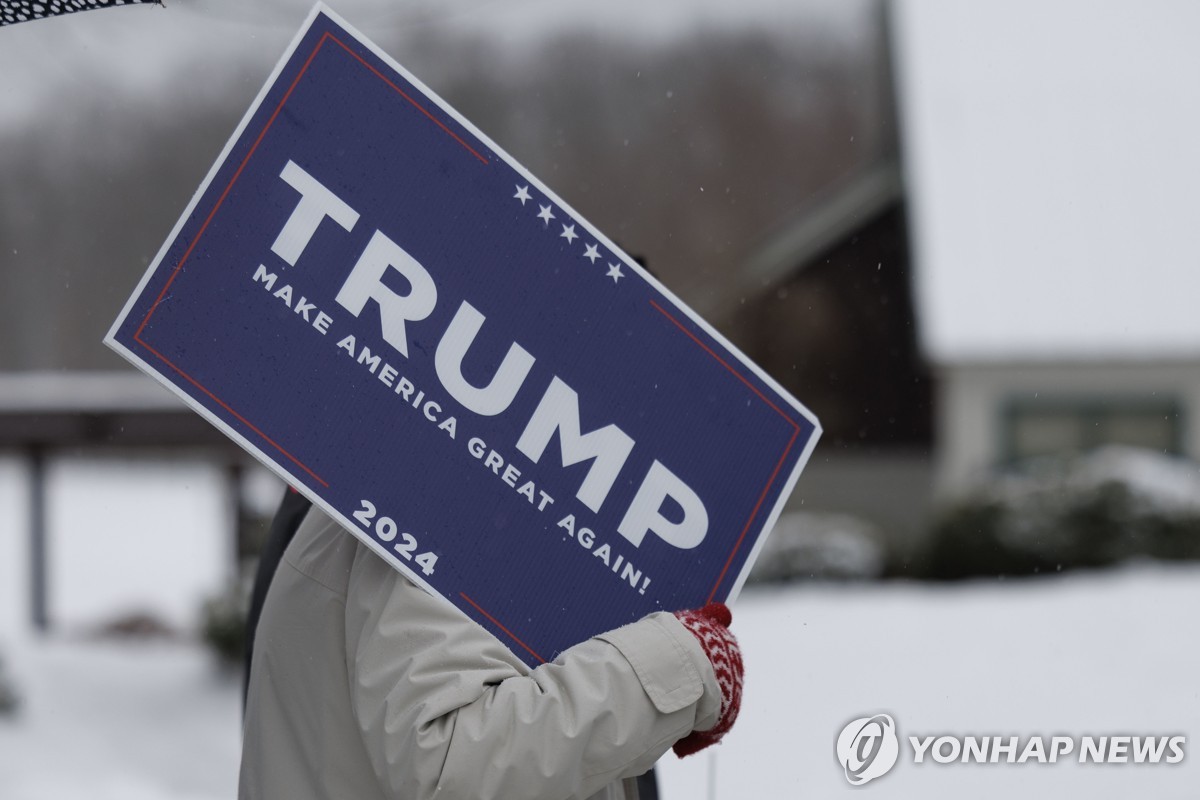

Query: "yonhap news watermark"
<box><xmin>836</xmin><ymin>713</ymin><xmax>1186</xmax><ymax>786</ymax></box>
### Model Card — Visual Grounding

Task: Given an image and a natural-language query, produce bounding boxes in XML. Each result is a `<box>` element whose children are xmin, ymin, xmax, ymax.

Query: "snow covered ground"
<box><xmin>660</xmin><ymin>564</ymin><xmax>1200</xmax><ymax>798</ymax></box>
<box><xmin>2</xmin><ymin>563</ymin><xmax>1198</xmax><ymax>799</ymax></box>
<box><xmin>0</xmin><ymin>455</ymin><xmax>235</xmax><ymax>640</ymax></box>
<box><xmin>0</xmin><ymin>641</ymin><xmax>241</xmax><ymax>800</ymax></box>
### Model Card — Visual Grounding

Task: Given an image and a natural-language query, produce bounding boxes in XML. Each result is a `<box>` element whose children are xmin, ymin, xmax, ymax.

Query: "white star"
<box><xmin>560</xmin><ymin>224</ymin><xmax>578</xmax><ymax>244</ymax></box>
<box><xmin>514</xmin><ymin>185</ymin><xmax>532</xmax><ymax>205</ymax></box>
<box><xmin>582</xmin><ymin>243</ymin><xmax>601</xmax><ymax>264</ymax></box>
<box><xmin>537</xmin><ymin>204</ymin><xmax>555</xmax><ymax>225</ymax></box>
<box><xmin>606</xmin><ymin>262</ymin><xmax>624</xmax><ymax>283</ymax></box>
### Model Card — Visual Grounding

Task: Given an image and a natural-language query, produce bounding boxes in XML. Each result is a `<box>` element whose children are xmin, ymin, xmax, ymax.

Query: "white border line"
<box><xmin>310</xmin><ymin>3</ymin><xmax>824</xmax><ymax>604</ymax></box>
<box><xmin>104</xmin><ymin>2</ymin><xmax>822</xmax><ymax>629</ymax></box>
<box><xmin>102</xmin><ymin>3</ymin><xmax>474</xmax><ymax>621</ymax></box>
<box><xmin>317</xmin><ymin>0</ymin><xmax>819</xmax><ymax>426</ymax></box>
<box><xmin>104</xmin><ymin>2</ymin><xmax>327</xmax><ymax>348</ymax></box>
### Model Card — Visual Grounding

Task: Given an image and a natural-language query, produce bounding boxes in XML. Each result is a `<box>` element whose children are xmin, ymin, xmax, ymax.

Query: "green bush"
<box><xmin>920</xmin><ymin>450</ymin><xmax>1200</xmax><ymax>580</ymax></box>
<box><xmin>0</xmin><ymin>654</ymin><xmax>19</xmax><ymax>718</ymax></box>
<box><xmin>200</xmin><ymin>581</ymin><xmax>247</xmax><ymax>668</ymax></box>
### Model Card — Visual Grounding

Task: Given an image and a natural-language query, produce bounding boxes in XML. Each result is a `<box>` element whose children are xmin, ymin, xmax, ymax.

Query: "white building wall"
<box><xmin>0</xmin><ymin>454</ymin><xmax>234</xmax><ymax>639</ymax></box>
<box><xmin>785</xmin><ymin>449</ymin><xmax>933</xmax><ymax>554</ymax></box>
<box><xmin>47</xmin><ymin>456</ymin><xmax>233</xmax><ymax>634</ymax></box>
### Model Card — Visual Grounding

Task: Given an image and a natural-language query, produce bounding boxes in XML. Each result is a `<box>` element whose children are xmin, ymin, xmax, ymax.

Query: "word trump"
<box><xmin>264</xmin><ymin>160</ymin><xmax>709</xmax><ymax>551</ymax></box>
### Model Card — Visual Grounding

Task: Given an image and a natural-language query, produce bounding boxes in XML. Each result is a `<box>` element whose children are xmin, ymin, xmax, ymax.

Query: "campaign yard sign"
<box><xmin>106</xmin><ymin>4</ymin><xmax>821</xmax><ymax>666</ymax></box>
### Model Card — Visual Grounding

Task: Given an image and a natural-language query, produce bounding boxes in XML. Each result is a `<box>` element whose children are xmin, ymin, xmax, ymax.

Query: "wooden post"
<box><xmin>227</xmin><ymin>459</ymin><xmax>246</xmax><ymax>571</ymax></box>
<box><xmin>28</xmin><ymin>445</ymin><xmax>48</xmax><ymax>634</ymax></box>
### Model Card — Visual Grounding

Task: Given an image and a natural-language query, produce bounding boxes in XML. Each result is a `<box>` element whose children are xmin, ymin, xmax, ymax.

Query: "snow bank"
<box><xmin>660</xmin><ymin>563</ymin><xmax>1200</xmax><ymax>798</ymax></box>
<box><xmin>3</xmin><ymin>564</ymin><xmax>1199</xmax><ymax>799</ymax></box>
<box><xmin>0</xmin><ymin>640</ymin><xmax>240</xmax><ymax>800</ymax></box>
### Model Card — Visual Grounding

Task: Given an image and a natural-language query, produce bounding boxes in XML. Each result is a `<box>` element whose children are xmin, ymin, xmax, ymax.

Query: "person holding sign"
<box><xmin>239</xmin><ymin>506</ymin><xmax>744</xmax><ymax>800</ymax></box>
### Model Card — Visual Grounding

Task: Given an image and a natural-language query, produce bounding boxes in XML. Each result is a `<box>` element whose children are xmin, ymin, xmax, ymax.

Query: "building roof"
<box><xmin>723</xmin><ymin>161</ymin><xmax>903</xmax><ymax>311</ymax></box>
<box><xmin>0</xmin><ymin>371</ymin><xmax>180</xmax><ymax>414</ymax></box>
<box><xmin>892</xmin><ymin>0</ymin><xmax>1200</xmax><ymax>363</ymax></box>
<box><xmin>0</xmin><ymin>371</ymin><xmax>232</xmax><ymax>449</ymax></box>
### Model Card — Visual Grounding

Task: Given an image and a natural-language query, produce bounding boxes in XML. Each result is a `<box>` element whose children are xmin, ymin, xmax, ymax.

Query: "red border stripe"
<box><xmin>135</xmin><ymin>32</ymin><xmax>333</xmax><ymax>343</ymax></box>
<box><xmin>329</xmin><ymin>36</ymin><xmax>490</xmax><ymax>166</ymax></box>
<box><xmin>136</xmin><ymin>340</ymin><xmax>330</xmax><ymax>488</ymax></box>
<box><xmin>461</xmin><ymin>593</ymin><xmax>546</xmax><ymax>664</ymax></box>
<box><xmin>132</xmin><ymin>29</ymin><xmax>489</xmax><ymax>491</ymax></box>
<box><xmin>650</xmin><ymin>299</ymin><xmax>800</xmax><ymax>428</ymax></box>
<box><xmin>647</xmin><ymin>299</ymin><xmax>803</xmax><ymax>602</ymax></box>
<box><xmin>707</xmin><ymin>424</ymin><xmax>800</xmax><ymax>602</ymax></box>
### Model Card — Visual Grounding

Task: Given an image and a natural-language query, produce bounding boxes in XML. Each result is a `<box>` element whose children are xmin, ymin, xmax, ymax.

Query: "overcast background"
<box><xmin>0</xmin><ymin>0</ymin><xmax>883</xmax><ymax>370</ymax></box>
<box><xmin>3</xmin><ymin>1</ymin><xmax>1200</xmax><ymax>798</ymax></box>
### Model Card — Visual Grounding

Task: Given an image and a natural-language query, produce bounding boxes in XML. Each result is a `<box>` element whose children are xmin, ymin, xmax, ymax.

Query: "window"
<box><xmin>1004</xmin><ymin>396</ymin><xmax>1183</xmax><ymax>462</ymax></box>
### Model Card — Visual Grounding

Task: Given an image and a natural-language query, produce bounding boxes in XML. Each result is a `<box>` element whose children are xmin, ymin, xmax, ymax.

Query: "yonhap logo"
<box><xmin>837</xmin><ymin>714</ymin><xmax>900</xmax><ymax>785</ymax></box>
<box><xmin>834</xmin><ymin>712</ymin><xmax>1187</xmax><ymax>787</ymax></box>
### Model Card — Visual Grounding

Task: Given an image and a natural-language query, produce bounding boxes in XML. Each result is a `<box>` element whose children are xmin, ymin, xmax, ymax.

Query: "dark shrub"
<box><xmin>920</xmin><ymin>448</ymin><xmax>1200</xmax><ymax>580</ymax></box>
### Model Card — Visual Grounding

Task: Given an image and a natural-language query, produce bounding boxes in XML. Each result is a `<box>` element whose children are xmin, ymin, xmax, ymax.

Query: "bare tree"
<box><xmin>0</xmin><ymin>23</ymin><xmax>885</xmax><ymax>370</ymax></box>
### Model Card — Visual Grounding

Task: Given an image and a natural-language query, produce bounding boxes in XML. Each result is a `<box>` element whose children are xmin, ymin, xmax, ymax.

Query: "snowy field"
<box><xmin>0</xmin><ymin>641</ymin><xmax>241</xmax><ymax>800</ymax></box>
<box><xmin>2</xmin><ymin>563</ymin><xmax>1198</xmax><ymax>799</ymax></box>
<box><xmin>0</xmin><ymin>455</ymin><xmax>236</xmax><ymax>639</ymax></box>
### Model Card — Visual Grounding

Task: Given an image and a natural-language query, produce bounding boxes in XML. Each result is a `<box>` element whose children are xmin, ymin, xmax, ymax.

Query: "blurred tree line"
<box><xmin>0</xmin><ymin>18</ymin><xmax>889</xmax><ymax>371</ymax></box>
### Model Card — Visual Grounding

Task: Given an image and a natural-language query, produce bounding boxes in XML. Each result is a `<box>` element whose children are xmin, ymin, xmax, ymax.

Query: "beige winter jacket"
<box><xmin>239</xmin><ymin>508</ymin><xmax>722</xmax><ymax>800</ymax></box>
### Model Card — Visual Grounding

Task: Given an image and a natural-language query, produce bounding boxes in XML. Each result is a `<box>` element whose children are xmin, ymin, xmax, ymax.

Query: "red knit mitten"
<box><xmin>672</xmin><ymin>603</ymin><xmax>744</xmax><ymax>757</ymax></box>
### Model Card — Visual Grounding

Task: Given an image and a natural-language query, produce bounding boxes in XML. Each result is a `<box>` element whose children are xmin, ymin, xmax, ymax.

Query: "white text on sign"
<box><xmin>262</xmin><ymin>160</ymin><xmax>710</xmax><ymax>552</ymax></box>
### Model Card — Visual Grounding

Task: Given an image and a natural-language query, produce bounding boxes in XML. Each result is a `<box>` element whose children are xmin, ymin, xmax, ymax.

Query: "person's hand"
<box><xmin>671</xmin><ymin>603</ymin><xmax>743</xmax><ymax>757</ymax></box>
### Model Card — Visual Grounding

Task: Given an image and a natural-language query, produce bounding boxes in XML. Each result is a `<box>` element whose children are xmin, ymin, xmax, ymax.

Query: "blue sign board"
<box><xmin>107</xmin><ymin>4</ymin><xmax>821</xmax><ymax>666</ymax></box>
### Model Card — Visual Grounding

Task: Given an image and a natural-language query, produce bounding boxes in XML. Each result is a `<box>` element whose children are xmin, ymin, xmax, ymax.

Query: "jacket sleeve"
<box><xmin>343</xmin><ymin>541</ymin><xmax>722</xmax><ymax>800</ymax></box>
